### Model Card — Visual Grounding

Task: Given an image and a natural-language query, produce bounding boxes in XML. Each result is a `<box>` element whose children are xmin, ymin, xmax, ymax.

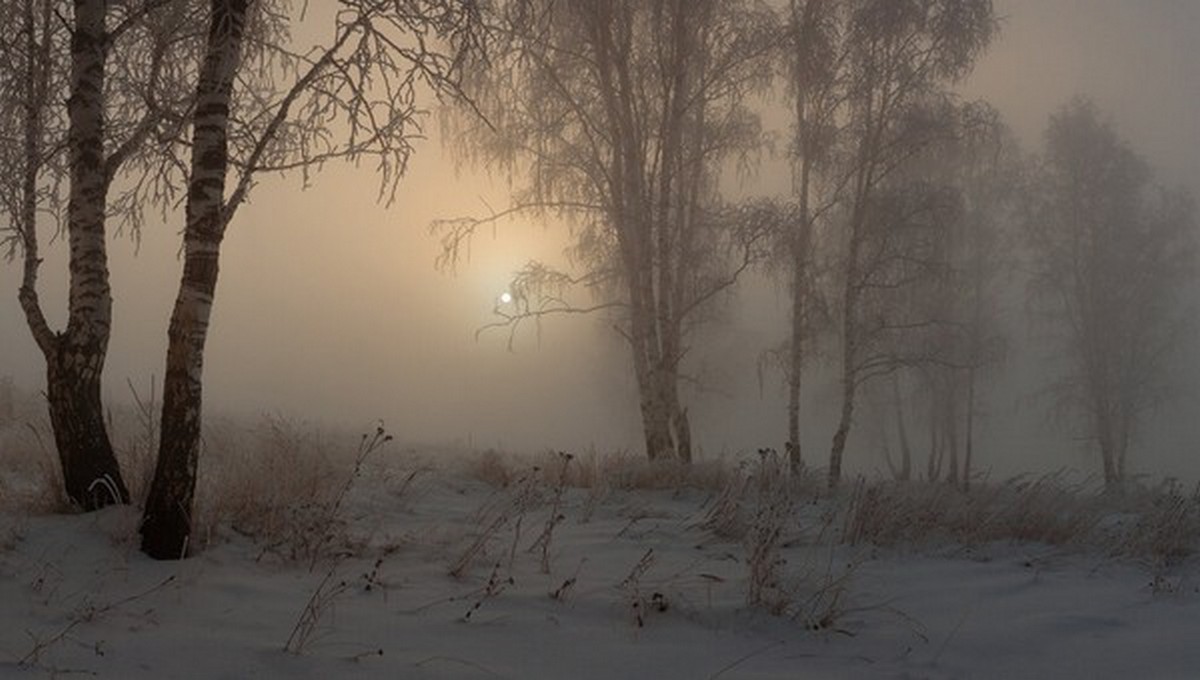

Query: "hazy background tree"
<box><xmin>816</xmin><ymin>0</ymin><xmax>997</xmax><ymax>487</ymax></box>
<box><xmin>776</xmin><ymin>0</ymin><xmax>843</xmax><ymax>473</ymax></box>
<box><xmin>868</xmin><ymin>102</ymin><xmax>1016</xmax><ymax>488</ymax></box>
<box><xmin>140</xmin><ymin>0</ymin><xmax>486</xmax><ymax>559</ymax></box>
<box><xmin>922</xmin><ymin>103</ymin><xmax>1016</xmax><ymax>488</ymax></box>
<box><xmin>441</xmin><ymin>0</ymin><xmax>776</xmax><ymax>463</ymax></box>
<box><xmin>0</xmin><ymin>0</ymin><xmax>198</xmax><ymax>509</ymax></box>
<box><xmin>1025</xmin><ymin>98</ymin><xmax>1197</xmax><ymax>488</ymax></box>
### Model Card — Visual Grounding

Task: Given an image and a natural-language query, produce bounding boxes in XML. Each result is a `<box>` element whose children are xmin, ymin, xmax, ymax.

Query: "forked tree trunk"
<box><xmin>141</xmin><ymin>0</ymin><xmax>250</xmax><ymax>560</ymax></box>
<box><xmin>630</xmin><ymin>329</ymin><xmax>693</xmax><ymax>463</ymax></box>
<box><xmin>638</xmin><ymin>383</ymin><xmax>675</xmax><ymax>461</ymax></box>
<box><xmin>635</xmin><ymin>358</ymin><xmax>680</xmax><ymax>462</ymax></box>
<box><xmin>591</xmin><ymin>3</ymin><xmax>703</xmax><ymax>467</ymax></box>
<box><xmin>23</xmin><ymin>0</ymin><xmax>131</xmax><ymax>509</ymax></box>
<box><xmin>665</xmin><ymin>357</ymin><xmax>694</xmax><ymax>466</ymax></box>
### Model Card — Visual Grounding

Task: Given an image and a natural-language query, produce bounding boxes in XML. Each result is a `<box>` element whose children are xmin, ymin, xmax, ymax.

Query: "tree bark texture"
<box><xmin>30</xmin><ymin>0</ymin><xmax>131</xmax><ymax>509</ymax></box>
<box><xmin>595</xmin><ymin>2</ymin><xmax>701</xmax><ymax>464</ymax></box>
<box><xmin>47</xmin><ymin>344</ymin><xmax>129</xmax><ymax>507</ymax></box>
<box><xmin>141</xmin><ymin>0</ymin><xmax>250</xmax><ymax>560</ymax></box>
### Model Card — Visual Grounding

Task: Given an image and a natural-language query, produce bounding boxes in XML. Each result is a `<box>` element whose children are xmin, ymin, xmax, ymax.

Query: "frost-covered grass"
<box><xmin>843</xmin><ymin>474</ymin><xmax>1200</xmax><ymax>566</ymax></box>
<box><xmin>3</xmin><ymin>411</ymin><xmax>1200</xmax><ymax>678</ymax></box>
<box><xmin>0</xmin><ymin>389</ymin><xmax>65</xmax><ymax>514</ymax></box>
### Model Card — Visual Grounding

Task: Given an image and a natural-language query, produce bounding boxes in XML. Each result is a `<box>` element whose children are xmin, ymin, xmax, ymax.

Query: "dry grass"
<box><xmin>108</xmin><ymin>378</ymin><xmax>161</xmax><ymax>506</ymax></box>
<box><xmin>194</xmin><ymin>414</ymin><xmax>379</xmax><ymax>561</ymax></box>
<box><xmin>841</xmin><ymin>473</ymin><xmax>1200</xmax><ymax>564</ymax></box>
<box><xmin>1103</xmin><ymin>481</ymin><xmax>1200</xmax><ymax>565</ymax></box>
<box><xmin>1</xmin><ymin>378</ymin><xmax>396</xmax><ymax>563</ymax></box>
<box><xmin>744</xmin><ymin>453</ymin><xmax>795</xmax><ymax>613</ymax></box>
<box><xmin>0</xmin><ymin>384</ymin><xmax>67</xmax><ymax>513</ymax></box>
<box><xmin>449</xmin><ymin>466</ymin><xmax>544</xmax><ymax>578</ymax></box>
<box><xmin>699</xmin><ymin>450</ymin><xmax>859</xmax><ymax>625</ymax></box>
<box><xmin>844</xmin><ymin>474</ymin><xmax>1107</xmax><ymax>549</ymax></box>
<box><xmin>463</xmin><ymin>446</ymin><xmax>735</xmax><ymax>493</ymax></box>
<box><xmin>1</xmin><ymin>379</ymin><xmax>161</xmax><ymax>514</ymax></box>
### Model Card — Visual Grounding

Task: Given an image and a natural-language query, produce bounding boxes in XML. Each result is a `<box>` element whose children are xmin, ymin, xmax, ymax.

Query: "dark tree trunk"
<box><xmin>828</xmin><ymin>248</ymin><xmax>860</xmax><ymax>489</ymax></box>
<box><xmin>673</xmin><ymin>406</ymin><xmax>692</xmax><ymax>463</ymax></box>
<box><xmin>828</xmin><ymin>328</ymin><xmax>856</xmax><ymax>488</ymax></box>
<box><xmin>945</xmin><ymin>392</ymin><xmax>959</xmax><ymax>485</ymax></box>
<box><xmin>963</xmin><ymin>367</ymin><xmax>976</xmax><ymax>491</ymax></box>
<box><xmin>141</xmin><ymin>0</ymin><xmax>250</xmax><ymax>560</ymax></box>
<box><xmin>927</xmin><ymin>392</ymin><xmax>943</xmax><ymax>482</ymax></box>
<box><xmin>786</xmin><ymin>30</ymin><xmax>815</xmax><ymax>475</ymax></box>
<box><xmin>787</xmin><ymin>241</ymin><xmax>806</xmax><ymax>474</ymax></box>
<box><xmin>1098</xmin><ymin>424</ymin><xmax>1118</xmax><ymax>489</ymax></box>
<box><xmin>635</xmin><ymin>360</ymin><xmax>679</xmax><ymax>462</ymax></box>
<box><xmin>46</xmin><ymin>344</ymin><xmax>130</xmax><ymax>508</ymax></box>
<box><xmin>891</xmin><ymin>374</ymin><xmax>912</xmax><ymax>481</ymax></box>
<box><xmin>31</xmin><ymin>0</ymin><xmax>131</xmax><ymax>509</ymax></box>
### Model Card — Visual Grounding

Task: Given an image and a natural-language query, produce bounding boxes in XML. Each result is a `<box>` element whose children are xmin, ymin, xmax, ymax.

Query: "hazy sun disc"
<box><xmin>499</xmin><ymin>291</ymin><xmax>513</xmax><ymax>304</ymax></box>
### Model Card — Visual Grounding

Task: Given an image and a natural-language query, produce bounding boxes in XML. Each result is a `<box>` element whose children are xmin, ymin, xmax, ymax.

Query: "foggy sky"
<box><xmin>2</xmin><ymin>0</ymin><xmax>1198</xmax><ymax>478</ymax></box>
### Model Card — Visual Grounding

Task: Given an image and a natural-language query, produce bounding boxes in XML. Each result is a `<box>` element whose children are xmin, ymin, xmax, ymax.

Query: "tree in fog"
<box><xmin>0</xmin><ymin>0</ymin><xmax>197</xmax><ymax>509</ymax></box>
<box><xmin>776</xmin><ymin>0</ymin><xmax>843</xmax><ymax>473</ymax></box>
<box><xmin>441</xmin><ymin>0</ymin><xmax>776</xmax><ymax>462</ymax></box>
<box><xmin>886</xmin><ymin>103</ymin><xmax>1017</xmax><ymax>487</ymax></box>
<box><xmin>139</xmin><ymin>0</ymin><xmax>485</xmax><ymax>559</ymax></box>
<box><xmin>1025</xmin><ymin>99</ymin><xmax>1196</xmax><ymax>488</ymax></box>
<box><xmin>811</xmin><ymin>0</ymin><xmax>996</xmax><ymax>487</ymax></box>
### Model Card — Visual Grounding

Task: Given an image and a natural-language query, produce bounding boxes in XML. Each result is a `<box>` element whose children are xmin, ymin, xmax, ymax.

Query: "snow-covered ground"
<box><xmin>2</xmin><ymin>440</ymin><xmax>1199</xmax><ymax>680</ymax></box>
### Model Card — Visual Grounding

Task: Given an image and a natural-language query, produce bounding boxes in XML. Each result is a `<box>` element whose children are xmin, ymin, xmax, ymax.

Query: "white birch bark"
<box><xmin>142</xmin><ymin>0</ymin><xmax>250</xmax><ymax>559</ymax></box>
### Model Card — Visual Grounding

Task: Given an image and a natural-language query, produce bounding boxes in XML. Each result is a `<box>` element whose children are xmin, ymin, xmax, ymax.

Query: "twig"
<box><xmin>708</xmin><ymin>641</ymin><xmax>785</xmax><ymax>680</ymax></box>
<box><xmin>20</xmin><ymin>575</ymin><xmax>176</xmax><ymax>666</ymax></box>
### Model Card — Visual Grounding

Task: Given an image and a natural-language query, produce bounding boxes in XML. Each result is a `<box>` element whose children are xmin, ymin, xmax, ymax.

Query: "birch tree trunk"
<box><xmin>786</xmin><ymin>228</ymin><xmax>807</xmax><ymax>473</ymax></box>
<box><xmin>827</xmin><ymin>316</ymin><xmax>856</xmax><ymax>488</ymax></box>
<box><xmin>141</xmin><ymin>0</ymin><xmax>250</xmax><ymax>560</ymax></box>
<box><xmin>629</xmin><ymin>287</ymin><xmax>681</xmax><ymax>461</ymax></box>
<box><xmin>784</xmin><ymin>0</ymin><xmax>824</xmax><ymax>476</ymax></box>
<box><xmin>787</xmin><ymin>121</ymin><xmax>812</xmax><ymax>474</ymax></box>
<box><xmin>828</xmin><ymin>232</ymin><xmax>861</xmax><ymax>487</ymax></box>
<box><xmin>41</xmin><ymin>0</ymin><xmax>130</xmax><ymax>509</ymax></box>
<box><xmin>827</xmin><ymin>182</ymin><xmax>866</xmax><ymax>488</ymax></box>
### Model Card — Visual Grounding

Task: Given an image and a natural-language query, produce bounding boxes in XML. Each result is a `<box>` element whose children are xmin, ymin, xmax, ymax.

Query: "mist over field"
<box><xmin>0</xmin><ymin>0</ymin><xmax>1195</xmax><ymax>490</ymax></box>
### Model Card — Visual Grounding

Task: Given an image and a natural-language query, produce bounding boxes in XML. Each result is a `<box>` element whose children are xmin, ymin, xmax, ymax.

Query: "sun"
<box><xmin>499</xmin><ymin>291</ymin><xmax>513</xmax><ymax>304</ymax></box>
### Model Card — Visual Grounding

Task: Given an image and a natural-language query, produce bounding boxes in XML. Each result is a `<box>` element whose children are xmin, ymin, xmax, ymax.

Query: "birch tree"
<box><xmin>912</xmin><ymin>103</ymin><xmax>1015</xmax><ymax>488</ymax></box>
<box><xmin>819</xmin><ymin>0</ymin><xmax>995</xmax><ymax>488</ymax></box>
<box><xmin>440</xmin><ymin>0</ymin><xmax>775</xmax><ymax>463</ymax></box>
<box><xmin>1025</xmin><ymin>99</ymin><xmax>1196</xmax><ymax>488</ymax></box>
<box><xmin>777</xmin><ymin>0</ymin><xmax>843</xmax><ymax>473</ymax></box>
<box><xmin>139</xmin><ymin>0</ymin><xmax>485</xmax><ymax>559</ymax></box>
<box><xmin>0</xmin><ymin>0</ymin><xmax>197</xmax><ymax>509</ymax></box>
